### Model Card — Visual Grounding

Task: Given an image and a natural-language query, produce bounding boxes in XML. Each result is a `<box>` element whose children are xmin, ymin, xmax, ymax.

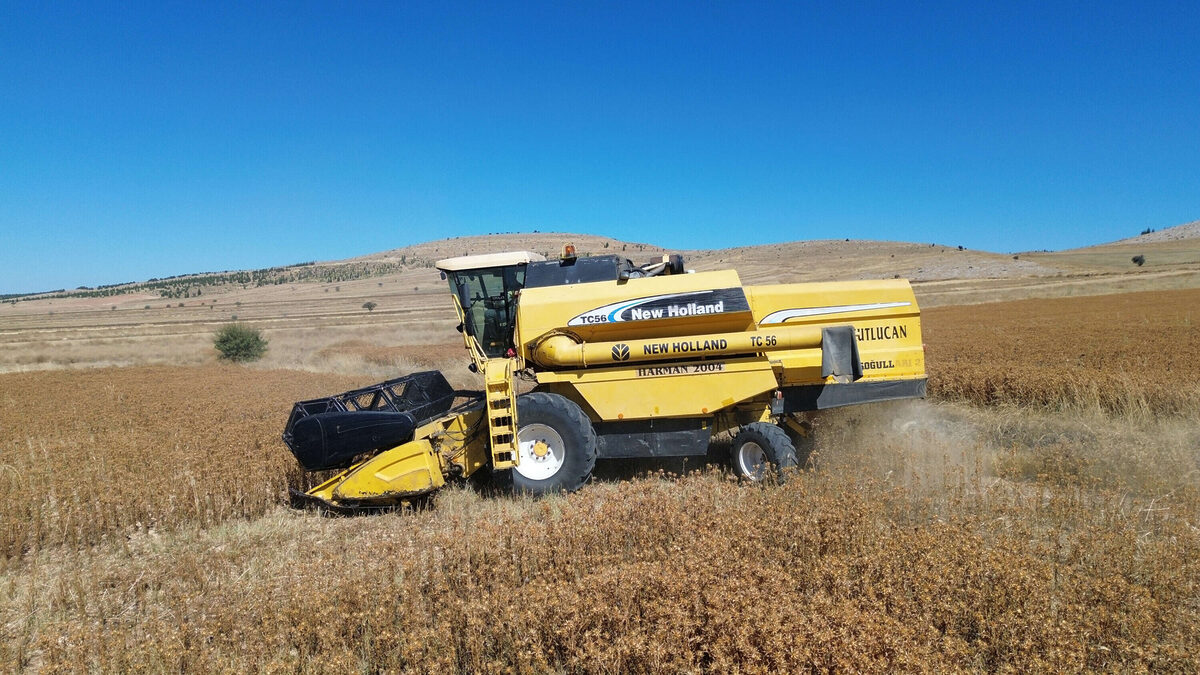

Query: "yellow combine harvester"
<box><xmin>283</xmin><ymin>246</ymin><xmax>925</xmax><ymax>509</ymax></box>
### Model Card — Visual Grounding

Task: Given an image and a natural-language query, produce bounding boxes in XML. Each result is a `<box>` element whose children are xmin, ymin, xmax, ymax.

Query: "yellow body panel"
<box><xmin>305</xmin><ymin>438</ymin><xmax>444</xmax><ymax>504</ymax></box>
<box><xmin>536</xmin><ymin>357</ymin><xmax>778</xmax><ymax>420</ymax></box>
<box><xmin>745</xmin><ymin>280</ymin><xmax>925</xmax><ymax>383</ymax></box>
<box><xmin>531</xmin><ymin>324</ymin><xmax>823</xmax><ymax>367</ymax></box>
<box><xmin>419</xmin><ymin>406</ymin><xmax>490</xmax><ymax>478</ymax></box>
<box><xmin>517</xmin><ymin>270</ymin><xmax>753</xmax><ymax>348</ymax></box>
<box><xmin>333</xmin><ymin>438</ymin><xmax>444</xmax><ymax>500</ymax></box>
<box><xmin>514</xmin><ymin>269</ymin><xmax>925</xmax><ymax>421</ymax></box>
<box><xmin>305</xmin><ymin>406</ymin><xmax>489</xmax><ymax>505</ymax></box>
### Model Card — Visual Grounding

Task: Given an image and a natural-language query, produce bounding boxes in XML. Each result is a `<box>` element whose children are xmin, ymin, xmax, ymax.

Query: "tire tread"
<box><xmin>730</xmin><ymin>421</ymin><xmax>799</xmax><ymax>481</ymax></box>
<box><xmin>504</xmin><ymin>392</ymin><xmax>596</xmax><ymax>494</ymax></box>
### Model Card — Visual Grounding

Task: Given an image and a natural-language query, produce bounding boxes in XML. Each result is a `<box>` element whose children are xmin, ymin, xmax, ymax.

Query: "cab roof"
<box><xmin>435</xmin><ymin>250</ymin><xmax>547</xmax><ymax>272</ymax></box>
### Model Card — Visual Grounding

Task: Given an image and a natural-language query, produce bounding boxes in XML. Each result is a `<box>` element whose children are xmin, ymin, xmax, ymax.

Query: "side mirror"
<box><xmin>456</xmin><ymin>323</ymin><xmax>464</xmax><ymax>333</ymax></box>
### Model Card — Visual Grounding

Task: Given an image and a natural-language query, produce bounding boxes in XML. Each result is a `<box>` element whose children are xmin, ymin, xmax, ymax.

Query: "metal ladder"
<box><xmin>484</xmin><ymin>358</ymin><xmax>519</xmax><ymax>469</ymax></box>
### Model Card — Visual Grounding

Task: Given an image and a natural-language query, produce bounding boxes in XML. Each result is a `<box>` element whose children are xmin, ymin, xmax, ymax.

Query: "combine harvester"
<box><xmin>283</xmin><ymin>246</ymin><xmax>926</xmax><ymax>509</ymax></box>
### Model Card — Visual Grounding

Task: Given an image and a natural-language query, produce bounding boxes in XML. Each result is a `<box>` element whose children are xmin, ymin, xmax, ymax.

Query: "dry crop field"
<box><xmin>924</xmin><ymin>287</ymin><xmax>1200</xmax><ymax>416</ymax></box>
<box><xmin>1</xmin><ymin>288</ymin><xmax>1198</xmax><ymax>672</ymax></box>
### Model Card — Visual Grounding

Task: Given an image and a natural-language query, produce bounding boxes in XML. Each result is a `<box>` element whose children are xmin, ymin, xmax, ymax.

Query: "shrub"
<box><xmin>213</xmin><ymin>323</ymin><xmax>268</xmax><ymax>362</ymax></box>
<box><xmin>362</xmin><ymin>301</ymin><xmax>377</xmax><ymax>312</ymax></box>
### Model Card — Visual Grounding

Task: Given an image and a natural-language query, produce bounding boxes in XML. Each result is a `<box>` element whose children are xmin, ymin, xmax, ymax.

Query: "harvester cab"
<box><xmin>283</xmin><ymin>244</ymin><xmax>927</xmax><ymax>511</ymax></box>
<box><xmin>437</xmin><ymin>250</ymin><xmax>545</xmax><ymax>364</ymax></box>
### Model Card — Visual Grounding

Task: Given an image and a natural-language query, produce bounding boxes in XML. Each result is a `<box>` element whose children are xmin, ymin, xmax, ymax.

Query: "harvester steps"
<box><xmin>484</xmin><ymin>359</ymin><xmax>519</xmax><ymax>469</ymax></box>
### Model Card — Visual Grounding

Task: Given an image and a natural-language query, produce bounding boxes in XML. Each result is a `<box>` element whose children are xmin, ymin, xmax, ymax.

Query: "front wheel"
<box><xmin>730</xmin><ymin>422</ymin><xmax>799</xmax><ymax>482</ymax></box>
<box><xmin>501</xmin><ymin>392</ymin><xmax>597</xmax><ymax>495</ymax></box>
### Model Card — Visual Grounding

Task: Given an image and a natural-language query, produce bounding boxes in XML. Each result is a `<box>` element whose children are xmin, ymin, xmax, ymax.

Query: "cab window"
<box><xmin>448</xmin><ymin>265</ymin><xmax>526</xmax><ymax>357</ymax></box>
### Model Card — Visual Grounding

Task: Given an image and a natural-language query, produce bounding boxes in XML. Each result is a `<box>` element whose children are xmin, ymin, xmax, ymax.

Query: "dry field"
<box><xmin>2</xmin><ymin>231</ymin><xmax>1199</xmax><ymax>671</ymax></box>
<box><xmin>925</xmin><ymin>288</ymin><xmax>1200</xmax><ymax>416</ymax></box>
<box><xmin>0</xmin><ymin>285</ymin><xmax>1198</xmax><ymax>671</ymax></box>
<box><xmin>5</xmin><ymin>223</ymin><xmax>1199</xmax><ymax>377</ymax></box>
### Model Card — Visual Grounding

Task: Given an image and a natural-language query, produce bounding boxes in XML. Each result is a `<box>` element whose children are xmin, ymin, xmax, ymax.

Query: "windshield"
<box><xmin>448</xmin><ymin>265</ymin><xmax>526</xmax><ymax>358</ymax></box>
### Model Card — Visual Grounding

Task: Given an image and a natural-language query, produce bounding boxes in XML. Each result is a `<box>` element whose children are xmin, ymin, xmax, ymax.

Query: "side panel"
<box><xmin>327</xmin><ymin>438</ymin><xmax>445</xmax><ymax>501</ymax></box>
<box><xmin>421</xmin><ymin>406</ymin><xmax>490</xmax><ymax>479</ymax></box>
<box><xmin>746</xmin><ymin>280</ymin><xmax>925</xmax><ymax>385</ymax></box>
<box><xmin>517</xmin><ymin>270</ymin><xmax>753</xmax><ymax>350</ymax></box>
<box><xmin>536</xmin><ymin>356</ymin><xmax>778</xmax><ymax>421</ymax></box>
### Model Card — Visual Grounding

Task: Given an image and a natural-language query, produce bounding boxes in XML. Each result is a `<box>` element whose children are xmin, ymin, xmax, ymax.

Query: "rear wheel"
<box><xmin>730</xmin><ymin>422</ymin><xmax>798</xmax><ymax>481</ymax></box>
<box><xmin>501</xmin><ymin>392</ymin><xmax>597</xmax><ymax>495</ymax></box>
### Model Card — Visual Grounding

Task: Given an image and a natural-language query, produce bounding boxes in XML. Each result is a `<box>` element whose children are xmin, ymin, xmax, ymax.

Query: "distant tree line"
<box><xmin>2</xmin><ymin>257</ymin><xmax>437</xmax><ymax>304</ymax></box>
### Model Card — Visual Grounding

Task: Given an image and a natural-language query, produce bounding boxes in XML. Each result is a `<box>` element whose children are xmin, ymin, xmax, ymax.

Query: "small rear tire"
<box><xmin>730</xmin><ymin>422</ymin><xmax>798</xmax><ymax>482</ymax></box>
<box><xmin>496</xmin><ymin>392</ymin><xmax>597</xmax><ymax>496</ymax></box>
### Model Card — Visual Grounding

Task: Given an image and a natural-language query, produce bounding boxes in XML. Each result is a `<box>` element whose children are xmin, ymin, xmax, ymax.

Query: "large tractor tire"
<box><xmin>730</xmin><ymin>422</ymin><xmax>799</xmax><ymax>482</ymax></box>
<box><xmin>500</xmin><ymin>392</ymin><xmax>597</xmax><ymax>495</ymax></box>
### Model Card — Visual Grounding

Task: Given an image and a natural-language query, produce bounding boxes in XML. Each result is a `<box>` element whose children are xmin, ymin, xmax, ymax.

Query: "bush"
<box><xmin>213</xmin><ymin>323</ymin><xmax>268</xmax><ymax>362</ymax></box>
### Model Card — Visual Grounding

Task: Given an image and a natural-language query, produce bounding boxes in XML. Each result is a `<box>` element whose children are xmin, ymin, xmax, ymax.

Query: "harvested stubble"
<box><xmin>924</xmin><ymin>288</ymin><xmax>1200</xmax><ymax>415</ymax></box>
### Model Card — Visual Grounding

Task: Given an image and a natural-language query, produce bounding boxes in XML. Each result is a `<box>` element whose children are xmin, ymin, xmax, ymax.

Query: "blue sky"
<box><xmin>1</xmin><ymin>2</ymin><xmax>1197</xmax><ymax>294</ymax></box>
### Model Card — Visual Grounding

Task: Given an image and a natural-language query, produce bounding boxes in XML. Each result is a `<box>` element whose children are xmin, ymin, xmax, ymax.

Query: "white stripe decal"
<box><xmin>759</xmin><ymin>301</ymin><xmax>912</xmax><ymax>325</ymax></box>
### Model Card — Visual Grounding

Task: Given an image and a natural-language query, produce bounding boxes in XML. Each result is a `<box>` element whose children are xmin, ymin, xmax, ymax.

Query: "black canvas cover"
<box><xmin>821</xmin><ymin>325</ymin><xmax>863</xmax><ymax>381</ymax></box>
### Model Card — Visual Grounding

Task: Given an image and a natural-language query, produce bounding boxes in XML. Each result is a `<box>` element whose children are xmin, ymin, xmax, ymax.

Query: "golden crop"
<box><xmin>0</xmin><ymin>288</ymin><xmax>1197</xmax><ymax>671</ymax></box>
<box><xmin>0</xmin><ymin>366</ymin><xmax>368</xmax><ymax>558</ymax></box>
<box><xmin>925</xmin><ymin>288</ymin><xmax>1200</xmax><ymax>416</ymax></box>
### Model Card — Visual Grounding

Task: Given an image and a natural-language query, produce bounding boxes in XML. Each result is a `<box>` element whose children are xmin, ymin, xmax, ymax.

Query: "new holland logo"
<box><xmin>611</xmin><ymin>343</ymin><xmax>630</xmax><ymax>361</ymax></box>
<box><xmin>567</xmin><ymin>288</ymin><xmax>751</xmax><ymax>327</ymax></box>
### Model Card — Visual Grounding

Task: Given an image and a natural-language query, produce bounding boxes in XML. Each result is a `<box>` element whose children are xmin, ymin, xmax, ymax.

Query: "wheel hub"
<box><xmin>515</xmin><ymin>423</ymin><xmax>567</xmax><ymax>481</ymax></box>
<box><xmin>737</xmin><ymin>441</ymin><xmax>768</xmax><ymax>481</ymax></box>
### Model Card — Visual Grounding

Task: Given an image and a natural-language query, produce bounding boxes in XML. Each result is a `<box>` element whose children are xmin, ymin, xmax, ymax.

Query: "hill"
<box><xmin>7</xmin><ymin>218</ymin><xmax>1200</xmax><ymax>307</ymax></box>
<box><xmin>1111</xmin><ymin>219</ymin><xmax>1200</xmax><ymax>244</ymax></box>
<box><xmin>4</xmin><ymin>221</ymin><xmax>1200</xmax><ymax>374</ymax></box>
<box><xmin>1020</xmin><ymin>218</ymin><xmax>1200</xmax><ymax>275</ymax></box>
<box><xmin>356</xmin><ymin>232</ymin><xmax>667</xmax><ymax>263</ymax></box>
